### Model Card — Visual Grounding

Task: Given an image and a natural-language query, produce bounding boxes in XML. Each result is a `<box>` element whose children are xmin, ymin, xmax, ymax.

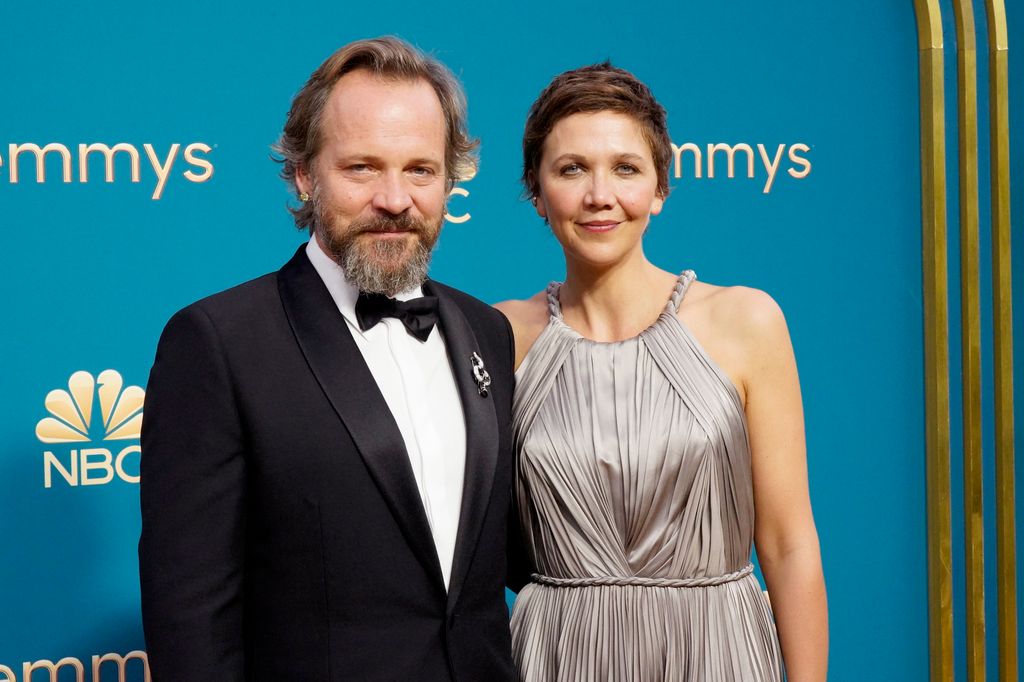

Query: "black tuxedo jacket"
<box><xmin>139</xmin><ymin>246</ymin><xmax>517</xmax><ymax>681</ymax></box>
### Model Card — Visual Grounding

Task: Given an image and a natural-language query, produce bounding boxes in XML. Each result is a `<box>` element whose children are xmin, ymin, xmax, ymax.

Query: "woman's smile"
<box><xmin>577</xmin><ymin>219</ymin><xmax>621</xmax><ymax>232</ymax></box>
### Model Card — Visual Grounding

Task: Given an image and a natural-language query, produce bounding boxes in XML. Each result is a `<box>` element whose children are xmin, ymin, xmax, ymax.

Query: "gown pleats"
<box><xmin>510</xmin><ymin>272</ymin><xmax>783</xmax><ymax>682</ymax></box>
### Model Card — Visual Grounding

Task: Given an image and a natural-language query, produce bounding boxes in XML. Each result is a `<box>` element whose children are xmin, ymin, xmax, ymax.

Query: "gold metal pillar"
<box><xmin>913</xmin><ymin>1</ymin><xmax>954</xmax><ymax>678</ymax></box>
<box><xmin>953</xmin><ymin>1</ymin><xmax>985</xmax><ymax>679</ymax></box>
<box><xmin>983</xmin><ymin>1</ymin><xmax>1018</xmax><ymax>680</ymax></box>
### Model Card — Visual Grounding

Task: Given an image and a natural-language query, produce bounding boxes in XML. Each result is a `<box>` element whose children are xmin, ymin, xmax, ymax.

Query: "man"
<box><xmin>139</xmin><ymin>37</ymin><xmax>517</xmax><ymax>681</ymax></box>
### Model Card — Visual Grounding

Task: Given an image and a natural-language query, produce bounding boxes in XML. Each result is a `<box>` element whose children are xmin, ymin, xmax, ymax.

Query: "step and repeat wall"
<box><xmin>1</xmin><ymin>2</ymin><xmax>1021</xmax><ymax>680</ymax></box>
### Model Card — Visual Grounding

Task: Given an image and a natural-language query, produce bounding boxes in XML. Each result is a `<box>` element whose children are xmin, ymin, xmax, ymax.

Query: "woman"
<box><xmin>496</xmin><ymin>63</ymin><xmax>828</xmax><ymax>681</ymax></box>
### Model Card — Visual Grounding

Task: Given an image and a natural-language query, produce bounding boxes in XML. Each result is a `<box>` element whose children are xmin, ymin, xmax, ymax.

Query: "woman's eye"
<box><xmin>559</xmin><ymin>163</ymin><xmax>582</xmax><ymax>176</ymax></box>
<box><xmin>616</xmin><ymin>164</ymin><xmax>640</xmax><ymax>175</ymax></box>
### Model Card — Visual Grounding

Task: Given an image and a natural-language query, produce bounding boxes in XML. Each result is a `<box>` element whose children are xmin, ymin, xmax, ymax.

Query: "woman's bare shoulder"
<box><xmin>679</xmin><ymin>280</ymin><xmax>791</xmax><ymax>401</ymax></box>
<box><xmin>493</xmin><ymin>292</ymin><xmax>551</xmax><ymax>370</ymax></box>
<box><xmin>494</xmin><ymin>292</ymin><xmax>550</xmax><ymax>325</ymax></box>
<box><xmin>684</xmin><ymin>280</ymin><xmax>787</xmax><ymax>341</ymax></box>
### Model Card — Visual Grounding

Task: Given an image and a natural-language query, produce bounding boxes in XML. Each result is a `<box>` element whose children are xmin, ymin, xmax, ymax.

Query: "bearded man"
<box><xmin>138</xmin><ymin>37</ymin><xmax>517</xmax><ymax>681</ymax></box>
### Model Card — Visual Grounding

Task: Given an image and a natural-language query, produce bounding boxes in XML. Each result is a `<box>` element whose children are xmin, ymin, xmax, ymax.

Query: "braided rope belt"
<box><xmin>530</xmin><ymin>562</ymin><xmax>754</xmax><ymax>589</ymax></box>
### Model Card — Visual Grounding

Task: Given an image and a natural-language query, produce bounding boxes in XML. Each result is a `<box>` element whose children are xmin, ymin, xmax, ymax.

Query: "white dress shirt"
<box><xmin>306</xmin><ymin>237</ymin><xmax>466</xmax><ymax>589</ymax></box>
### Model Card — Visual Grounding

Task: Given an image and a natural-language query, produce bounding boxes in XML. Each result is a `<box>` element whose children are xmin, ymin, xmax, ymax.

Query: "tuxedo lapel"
<box><xmin>425</xmin><ymin>281</ymin><xmax>500</xmax><ymax>612</ymax></box>
<box><xmin>277</xmin><ymin>247</ymin><xmax>445</xmax><ymax>590</ymax></box>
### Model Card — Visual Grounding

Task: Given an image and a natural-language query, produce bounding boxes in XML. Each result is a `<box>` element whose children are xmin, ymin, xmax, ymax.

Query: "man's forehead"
<box><xmin>313</xmin><ymin>71</ymin><xmax>446</xmax><ymax>161</ymax></box>
<box><xmin>318</xmin><ymin>73</ymin><xmax>442</xmax><ymax>139</ymax></box>
<box><xmin>328</xmin><ymin>71</ymin><xmax>440</xmax><ymax>112</ymax></box>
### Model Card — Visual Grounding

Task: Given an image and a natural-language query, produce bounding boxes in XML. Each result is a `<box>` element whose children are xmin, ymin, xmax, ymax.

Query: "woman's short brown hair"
<box><xmin>273</xmin><ymin>36</ymin><xmax>478</xmax><ymax>231</ymax></box>
<box><xmin>522</xmin><ymin>62</ymin><xmax>671</xmax><ymax>200</ymax></box>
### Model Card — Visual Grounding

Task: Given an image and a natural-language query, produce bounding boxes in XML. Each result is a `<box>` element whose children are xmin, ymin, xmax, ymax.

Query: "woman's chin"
<box><xmin>562</xmin><ymin>245</ymin><xmax>645</xmax><ymax>272</ymax></box>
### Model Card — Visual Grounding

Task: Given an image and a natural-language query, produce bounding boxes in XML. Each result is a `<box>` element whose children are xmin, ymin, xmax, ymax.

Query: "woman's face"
<box><xmin>534</xmin><ymin>110</ymin><xmax>664</xmax><ymax>269</ymax></box>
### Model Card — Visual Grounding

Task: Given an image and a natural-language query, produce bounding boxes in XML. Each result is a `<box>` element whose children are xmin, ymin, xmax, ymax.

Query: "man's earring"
<box><xmin>299</xmin><ymin>191</ymin><xmax>310</xmax><ymax>202</ymax></box>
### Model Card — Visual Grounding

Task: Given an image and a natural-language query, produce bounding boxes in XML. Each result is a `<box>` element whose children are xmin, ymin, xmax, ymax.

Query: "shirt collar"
<box><xmin>305</xmin><ymin>236</ymin><xmax>425</xmax><ymax>331</ymax></box>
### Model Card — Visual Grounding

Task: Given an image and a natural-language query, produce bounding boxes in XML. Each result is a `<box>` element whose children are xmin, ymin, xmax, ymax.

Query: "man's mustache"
<box><xmin>355</xmin><ymin>214</ymin><xmax>423</xmax><ymax>234</ymax></box>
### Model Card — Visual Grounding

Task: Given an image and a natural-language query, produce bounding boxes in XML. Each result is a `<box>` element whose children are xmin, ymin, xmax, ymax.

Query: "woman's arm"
<box><xmin>739</xmin><ymin>289</ymin><xmax>828</xmax><ymax>682</ymax></box>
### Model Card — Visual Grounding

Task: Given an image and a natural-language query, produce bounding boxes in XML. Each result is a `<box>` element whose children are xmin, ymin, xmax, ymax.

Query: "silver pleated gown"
<box><xmin>510</xmin><ymin>273</ymin><xmax>784</xmax><ymax>681</ymax></box>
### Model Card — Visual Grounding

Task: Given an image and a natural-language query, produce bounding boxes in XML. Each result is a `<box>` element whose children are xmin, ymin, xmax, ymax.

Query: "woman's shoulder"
<box><xmin>684</xmin><ymin>279</ymin><xmax>787</xmax><ymax>340</ymax></box>
<box><xmin>688</xmin><ymin>278</ymin><xmax>782</xmax><ymax>321</ymax></box>
<box><xmin>677</xmin><ymin>280</ymin><xmax>793</xmax><ymax>403</ymax></box>
<box><xmin>494</xmin><ymin>292</ymin><xmax>552</xmax><ymax>369</ymax></box>
<box><xmin>494</xmin><ymin>291</ymin><xmax>550</xmax><ymax>325</ymax></box>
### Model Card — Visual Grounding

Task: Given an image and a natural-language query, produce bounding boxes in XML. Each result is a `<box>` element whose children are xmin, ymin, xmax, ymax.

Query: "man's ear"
<box><xmin>295</xmin><ymin>164</ymin><xmax>312</xmax><ymax>196</ymax></box>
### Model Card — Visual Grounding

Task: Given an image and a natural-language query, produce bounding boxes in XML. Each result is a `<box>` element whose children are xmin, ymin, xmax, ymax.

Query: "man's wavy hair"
<box><xmin>522</xmin><ymin>62</ymin><xmax>672</xmax><ymax>201</ymax></box>
<box><xmin>273</xmin><ymin>36</ymin><xmax>478</xmax><ymax>232</ymax></box>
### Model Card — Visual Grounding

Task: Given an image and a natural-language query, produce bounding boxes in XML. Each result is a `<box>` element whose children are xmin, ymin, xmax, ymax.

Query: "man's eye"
<box><xmin>410</xmin><ymin>167</ymin><xmax>435</xmax><ymax>177</ymax></box>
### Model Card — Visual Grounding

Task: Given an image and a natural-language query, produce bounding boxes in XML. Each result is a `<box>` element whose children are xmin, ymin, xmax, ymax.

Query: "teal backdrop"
<box><xmin>0</xmin><ymin>1</ymin><xmax>1020</xmax><ymax>680</ymax></box>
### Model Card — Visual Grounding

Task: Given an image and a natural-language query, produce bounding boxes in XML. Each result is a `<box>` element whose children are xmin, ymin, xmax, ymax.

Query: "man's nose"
<box><xmin>371</xmin><ymin>172</ymin><xmax>414</xmax><ymax>215</ymax></box>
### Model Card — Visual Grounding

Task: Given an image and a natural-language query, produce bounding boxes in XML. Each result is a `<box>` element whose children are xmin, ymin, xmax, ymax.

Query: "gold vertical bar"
<box><xmin>953</xmin><ymin>1</ymin><xmax>986</xmax><ymax>680</ymax></box>
<box><xmin>983</xmin><ymin>2</ymin><xmax>1017</xmax><ymax>680</ymax></box>
<box><xmin>913</xmin><ymin>1</ymin><xmax>954</xmax><ymax>679</ymax></box>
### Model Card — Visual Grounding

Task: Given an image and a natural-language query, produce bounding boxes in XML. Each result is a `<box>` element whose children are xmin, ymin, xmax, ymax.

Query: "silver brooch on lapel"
<box><xmin>470</xmin><ymin>352</ymin><xmax>491</xmax><ymax>397</ymax></box>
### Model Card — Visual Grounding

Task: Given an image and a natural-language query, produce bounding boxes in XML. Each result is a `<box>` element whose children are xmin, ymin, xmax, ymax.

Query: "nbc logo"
<box><xmin>36</xmin><ymin>370</ymin><xmax>144</xmax><ymax>488</ymax></box>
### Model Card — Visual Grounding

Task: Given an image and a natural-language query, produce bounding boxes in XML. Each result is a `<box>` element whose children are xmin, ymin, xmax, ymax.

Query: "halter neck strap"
<box><xmin>545</xmin><ymin>281</ymin><xmax>563</xmax><ymax>318</ymax></box>
<box><xmin>547</xmin><ymin>271</ymin><xmax>697</xmax><ymax>319</ymax></box>
<box><xmin>667</xmin><ymin>270</ymin><xmax>697</xmax><ymax>312</ymax></box>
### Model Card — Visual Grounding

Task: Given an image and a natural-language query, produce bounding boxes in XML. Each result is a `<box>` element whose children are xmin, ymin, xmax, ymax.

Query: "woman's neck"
<box><xmin>559</xmin><ymin>250</ymin><xmax>677</xmax><ymax>342</ymax></box>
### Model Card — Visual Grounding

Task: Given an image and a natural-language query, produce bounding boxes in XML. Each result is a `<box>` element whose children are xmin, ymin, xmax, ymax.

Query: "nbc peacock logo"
<box><xmin>36</xmin><ymin>370</ymin><xmax>144</xmax><ymax>488</ymax></box>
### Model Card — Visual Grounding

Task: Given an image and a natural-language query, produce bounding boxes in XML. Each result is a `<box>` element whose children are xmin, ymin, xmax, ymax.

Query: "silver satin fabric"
<box><xmin>510</xmin><ymin>272</ymin><xmax>784</xmax><ymax>682</ymax></box>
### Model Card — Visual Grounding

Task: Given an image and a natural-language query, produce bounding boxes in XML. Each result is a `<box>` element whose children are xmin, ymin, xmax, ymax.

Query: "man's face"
<box><xmin>296</xmin><ymin>69</ymin><xmax>448</xmax><ymax>295</ymax></box>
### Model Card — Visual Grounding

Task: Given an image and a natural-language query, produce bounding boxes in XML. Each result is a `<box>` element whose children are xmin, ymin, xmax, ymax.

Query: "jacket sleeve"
<box><xmin>496</xmin><ymin>309</ymin><xmax>531</xmax><ymax>593</ymax></box>
<box><xmin>138</xmin><ymin>303</ymin><xmax>246</xmax><ymax>681</ymax></box>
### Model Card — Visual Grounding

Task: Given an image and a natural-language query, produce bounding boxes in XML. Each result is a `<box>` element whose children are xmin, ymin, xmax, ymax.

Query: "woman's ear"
<box><xmin>532</xmin><ymin>194</ymin><xmax>548</xmax><ymax>220</ymax></box>
<box><xmin>651</xmin><ymin>194</ymin><xmax>664</xmax><ymax>216</ymax></box>
<box><xmin>526</xmin><ymin>171</ymin><xmax>547</xmax><ymax>219</ymax></box>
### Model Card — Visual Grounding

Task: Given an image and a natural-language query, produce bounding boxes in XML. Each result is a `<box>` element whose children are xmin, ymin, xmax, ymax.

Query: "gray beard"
<box><xmin>314</xmin><ymin>200</ymin><xmax>438</xmax><ymax>297</ymax></box>
<box><xmin>338</xmin><ymin>233</ymin><xmax>432</xmax><ymax>296</ymax></box>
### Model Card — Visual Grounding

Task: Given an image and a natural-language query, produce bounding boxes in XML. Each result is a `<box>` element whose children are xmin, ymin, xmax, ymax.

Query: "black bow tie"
<box><xmin>355</xmin><ymin>291</ymin><xmax>439</xmax><ymax>342</ymax></box>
